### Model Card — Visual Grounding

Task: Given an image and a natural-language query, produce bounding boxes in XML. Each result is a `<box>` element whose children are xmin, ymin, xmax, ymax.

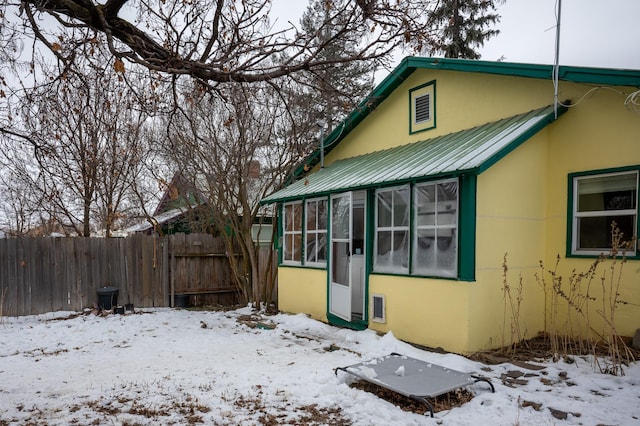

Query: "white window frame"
<box><xmin>282</xmin><ymin>201</ymin><xmax>303</xmax><ymax>264</ymax></box>
<box><xmin>374</xmin><ymin>185</ymin><xmax>410</xmax><ymax>274</ymax></box>
<box><xmin>305</xmin><ymin>197</ymin><xmax>328</xmax><ymax>267</ymax></box>
<box><xmin>413</xmin><ymin>179</ymin><xmax>459</xmax><ymax>278</ymax></box>
<box><xmin>571</xmin><ymin>170</ymin><xmax>639</xmax><ymax>256</ymax></box>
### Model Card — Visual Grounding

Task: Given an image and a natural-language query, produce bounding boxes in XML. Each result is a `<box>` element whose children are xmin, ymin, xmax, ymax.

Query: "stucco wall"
<box><xmin>471</xmin><ymin>130</ymin><xmax>550</xmax><ymax>352</ymax></box>
<box><xmin>368</xmin><ymin>274</ymin><xmax>471</xmax><ymax>354</ymax></box>
<box><xmin>277</xmin><ymin>267</ymin><xmax>327</xmax><ymax>322</ymax></box>
<box><xmin>544</xmin><ymin>83</ymin><xmax>640</xmax><ymax>339</ymax></box>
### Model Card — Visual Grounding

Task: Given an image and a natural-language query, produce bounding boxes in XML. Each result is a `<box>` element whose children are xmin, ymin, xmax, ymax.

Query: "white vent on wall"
<box><xmin>371</xmin><ymin>294</ymin><xmax>386</xmax><ymax>323</ymax></box>
<box><xmin>414</xmin><ymin>93</ymin><xmax>431</xmax><ymax>123</ymax></box>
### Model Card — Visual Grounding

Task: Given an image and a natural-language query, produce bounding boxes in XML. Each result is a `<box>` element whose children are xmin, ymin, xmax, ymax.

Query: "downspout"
<box><xmin>317</xmin><ymin>121</ymin><xmax>326</xmax><ymax>169</ymax></box>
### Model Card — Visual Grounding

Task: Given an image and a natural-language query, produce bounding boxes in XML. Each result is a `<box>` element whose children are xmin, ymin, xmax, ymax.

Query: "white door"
<box><xmin>329</xmin><ymin>191</ymin><xmax>366</xmax><ymax>322</ymax></box>
<box><xmin>329</xmin><ymin>193</ymin><xmax>352</xmax><ymax>321</ymax></box>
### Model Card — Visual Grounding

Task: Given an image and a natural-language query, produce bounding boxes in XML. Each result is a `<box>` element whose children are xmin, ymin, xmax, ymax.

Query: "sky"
<box><xmin>1</xmin><ymin>307</ymin><xmax>639</xmax><ymax>425</ymax></box>
<box><xmin>271</xmin><ymin>0</ymin><xmax>640</xmax><ymax>71</ymax></box>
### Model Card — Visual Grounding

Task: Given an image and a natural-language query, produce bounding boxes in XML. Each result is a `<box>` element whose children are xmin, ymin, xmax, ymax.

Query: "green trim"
<box><xmin>409</xmin><ymin>80</ymin><xmax>436</xmax><ymax>134</ymax></box>
<box><xmin>369</xmin><ymin>271</ymin><xmax>460</xmax><ymax>281</ymax></box>
<box><xmin>404</xmin><ymin>57</ymin><xmax>640</xmax><ymax>86</ymax></box>
<box><xmin>276</xmin><ymin>203</ymin><xmax>283</xmax><ymax>264</ymax></box>
<box><xmin>459</xmin><ymin>174</ymin><xmax>477</xmax><ymax>281</ymax></box>
<box><xmin>565</xmin><ymin>172</ymin><xmax>574</xmax><ymax>259</ymax></box>
<box><xmin>477</xmin><ymin>106</ymin><xmax>568</xmax><ymax>175</ymax></box>
<box><xmin>327</xmin><ymin>312</ymin><xmax>368</xmax><ymax>331</ymax></box>
<box><xmin>566</xmin><ymin>165</ymin><xmax>640</xmax><ymax>259</ymax></box>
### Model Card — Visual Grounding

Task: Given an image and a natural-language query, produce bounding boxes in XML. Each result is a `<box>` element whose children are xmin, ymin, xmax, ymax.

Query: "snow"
<box><xmin>1</xmin><ymin>307</ymin><xmax>639</xmax><ymax>425</ymax></box>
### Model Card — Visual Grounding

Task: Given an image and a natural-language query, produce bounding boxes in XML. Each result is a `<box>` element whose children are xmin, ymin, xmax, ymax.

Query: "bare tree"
<box><xmin>0</xmin><ymin>0</ymin><xmax>438</xmax><ymax>86</ymax></box>
<box><xmin>7</xmin><ymin>49</ymin><xmax>150</xmax><ymax>237</ymax></box>
<box><xmin>159</xmin><ymin>80</ymin><xmax>308</xmax><ymax>305</ymax></box>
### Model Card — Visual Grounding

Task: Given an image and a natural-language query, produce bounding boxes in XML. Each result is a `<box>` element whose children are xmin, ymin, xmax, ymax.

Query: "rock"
<box><xmin>521</xmin><ymin>400</ymin><xmax>542</xmax><ymax>411</ymax></box>
<box><xmin>549</xmin><ymin>407</ymin><xmax>568</xmax><ymax>420</ymax></box>
<box><xmin>505</xmin><ymin>370</ymin><xmax>525</xmax><ymax>378</ymax></box>
<box><xmin>549</xmin><ymin>407</ymin><xmax>582</xmax><ymax>420</ymax></box>
<box><xmin>511</xmin><ymin>360</ymin><xmax>546</xmax><ymax>371</ymax></box>
<box><xmin>632</xmin><ymin>329</ymin><xmax>640</xmax><ymax>350</ymax></box>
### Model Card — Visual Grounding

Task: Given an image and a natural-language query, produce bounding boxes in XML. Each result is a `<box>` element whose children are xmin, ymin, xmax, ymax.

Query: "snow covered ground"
<box><xmin>1</xmin><ymin>307</ymin><xmax>638</xmax><ymax>425</ymax></box>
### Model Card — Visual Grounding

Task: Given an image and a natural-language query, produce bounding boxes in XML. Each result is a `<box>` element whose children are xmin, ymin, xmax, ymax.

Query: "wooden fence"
<box><xmin>0</xmin><ymin>234</ymin><xmax>274</xmax><ymax>317</ymax></box>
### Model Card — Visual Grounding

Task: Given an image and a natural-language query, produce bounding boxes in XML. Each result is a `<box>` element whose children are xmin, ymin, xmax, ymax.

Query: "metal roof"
<box><xmin>262</xmin><ymin>105</ymin><xmax>565</xmax><ymax>204</ymax></box>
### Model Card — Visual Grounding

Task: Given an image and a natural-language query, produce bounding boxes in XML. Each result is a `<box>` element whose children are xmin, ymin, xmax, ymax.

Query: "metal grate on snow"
<box><xmin>335</xmin><ymin>353</ymin><xmax>494</xmax><ymax>417</ymax></box>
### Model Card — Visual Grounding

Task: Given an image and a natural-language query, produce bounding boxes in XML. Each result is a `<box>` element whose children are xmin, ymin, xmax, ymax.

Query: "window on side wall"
<box><xmin>409</xmin><ymin>80</ymin><xmax>435</xmax><ymax>134</ymax></box>
<box><xmin>283</xmin><ymin>201</ymin><xmax>303</xmax><ymax>264</ymax></box>
<box><xmin>413</xmin><ymin>179</ymin><xmax>458</xmax><ymax>277</ymax></box>
<box><xmin>305</xmin><ymin>198</ymin><xmax>328</xmax><ymax>266</ymax></box>
<box><xmin>570</xmin><ymin>169</ymin><xmax>639</xmax><ymax>256</ymax></box>
<box><xmin>374</xmin><ymin>185</ymin><xmax>410</xmax><ymax>273</ymax></box>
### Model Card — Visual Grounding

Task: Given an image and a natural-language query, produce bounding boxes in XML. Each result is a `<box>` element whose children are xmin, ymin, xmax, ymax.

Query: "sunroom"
<box><xmin>262</xmin><ymin>105</ymin><xmax>563</xmax><ymax>330</ymax></box>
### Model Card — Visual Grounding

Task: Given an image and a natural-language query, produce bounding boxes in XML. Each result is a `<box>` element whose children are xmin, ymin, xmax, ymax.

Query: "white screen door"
<box><xmin>329</xmin><ymin>192</ymin><xmax>352</xmax><ymax>321</ymax></box>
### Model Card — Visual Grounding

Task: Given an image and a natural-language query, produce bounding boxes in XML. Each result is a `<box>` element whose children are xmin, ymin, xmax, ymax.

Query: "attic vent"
<box><xmin>409</xmin><ymin>80</ymin><xmax>436</xmax><ymax>134</ymax></box>
<box><xmin>371</xmin><ymin>294</ymin><xmax>386</xmax><ymax>323</ymax></box>
<box><xmin>415</xmin><ymin>93</ymin><xmax>431</xmax><ymax>123</ymax></box>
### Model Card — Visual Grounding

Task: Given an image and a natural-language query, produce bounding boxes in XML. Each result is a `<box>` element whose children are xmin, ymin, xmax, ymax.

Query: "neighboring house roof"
<box><xmin>262</xmin><ymin>104</ymin><xmax>565</xmax><ymax>204</ymax></box>
<box><xmin>290</xmin><ymin>57</ymin><xmax>640</xmax><ymax>181</ymax></box>
<box><xmin>125</xmin><ymin>207</ymin><xmax>188</xmax><ymax>234</ymax></box>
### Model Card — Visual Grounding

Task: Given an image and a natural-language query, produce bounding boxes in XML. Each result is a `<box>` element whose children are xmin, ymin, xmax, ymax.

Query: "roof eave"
<box><xmin>476</xmin><ymin>104</ymin><xmax>568</xmax><ymax>174</ymax></box>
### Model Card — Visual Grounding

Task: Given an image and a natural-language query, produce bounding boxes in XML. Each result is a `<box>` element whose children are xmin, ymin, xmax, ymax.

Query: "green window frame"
<box><xmin>305</xmin><ymin>198</ymin><xmax>328</xmax><ymax>266</ymax></box>
<box><xmin>568</xmin><ymin>167</ymin><xmax>639</xmax><ymax>257</ymax></box>
<box><xmin>409</xmin><ymin>80</ymin><xmax>436</xmax><ymax>134</ymax></box>
<box><xmin>413</xmin><ymin>179</ymin><xmax>458</xmax><ymax>278</ymax></box>
<box><xmin>373</xmin><ymin>177</ymin><xmax>466</xmax><ymax>279</ymax></box>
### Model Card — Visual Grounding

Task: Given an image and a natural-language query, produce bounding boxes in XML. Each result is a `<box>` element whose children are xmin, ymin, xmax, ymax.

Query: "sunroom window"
<box><xmin>305</xmin><ymin>198</ymin><xmax>328</xmax><ymax>265</ymax></box>
<box><xmin>571</xmin><ymin>170</ymin><xmax>638</xmax><ymax>255</ymax></box>
<box><xmin>283</xmin><ymin>201</ymin><xmax>303</xmax><ymax>263</ymax></box>
<box><xmin>374</xmin><ymin>185</ymin><xmax>410</xmax><ymax>273</ymax></box>
<box><xmin>413</xmin><ymin>180</ymin><xmax>458</xmax><ymax>277</ymax></box>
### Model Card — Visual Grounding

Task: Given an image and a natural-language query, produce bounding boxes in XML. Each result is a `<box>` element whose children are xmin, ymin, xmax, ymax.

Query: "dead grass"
<box><xmin>350</xmin><ymin>380</ymin><xmax>474</xmax><ymax>415</ymax></box>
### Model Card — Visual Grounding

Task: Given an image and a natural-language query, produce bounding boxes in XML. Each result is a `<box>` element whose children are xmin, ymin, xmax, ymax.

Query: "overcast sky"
<box><xmin>271</xmin><ymin>0</ymin><xmax>640</xmax><ymax>70</ymax></box>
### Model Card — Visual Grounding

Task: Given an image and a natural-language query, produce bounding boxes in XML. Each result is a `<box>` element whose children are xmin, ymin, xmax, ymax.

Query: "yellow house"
<box><xmin>262</xmin><ymin>57</ymin><xmax>640</xmax><ymax>354</ymax></box>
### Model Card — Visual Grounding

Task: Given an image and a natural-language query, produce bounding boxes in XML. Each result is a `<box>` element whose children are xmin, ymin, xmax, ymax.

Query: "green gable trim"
<box><xmin>263</xmin><ymin>105</ymin><xmax>562</xmax><ymax>204</ymax></box>
<box><xmin>476</xmin><ymin>105</ymin><xmax>567</xmax><ymax>175</ymax></box>
<box><xmin>403</xmin><ymin>57</ymin><xmax>640</xmax><ymax>86</ymax></box>
<box><xmin>284</xmin><ymin>57</ymin><xmax>639</xmax><ymax>183</ymax></box>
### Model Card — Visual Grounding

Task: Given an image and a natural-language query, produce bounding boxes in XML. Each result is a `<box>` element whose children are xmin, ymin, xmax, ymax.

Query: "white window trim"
<box><xmin>373</xmin><ymin>185</ymin><xmax>410</xmax><ymax>274</ymax></box>
<box><xmin>305</xmin><ymin>197</ymin><xmax>328</xmax><ymax>267</ymax></box>
<box><xmin>282</xmin><ymin>201</ymin><xmax>303</xmax><ymax>265</ymax></box>
<box><xmin>571</xmin><ymin>170</ymin><xmax>639</xmax><ymax>256</ymax></box>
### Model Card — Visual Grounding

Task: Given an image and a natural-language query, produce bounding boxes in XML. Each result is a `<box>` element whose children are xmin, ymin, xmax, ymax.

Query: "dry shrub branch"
<box><xmin>504</xmin><ymin>223</ymin><xmax>637</xmax><ymax>376</ymax></box>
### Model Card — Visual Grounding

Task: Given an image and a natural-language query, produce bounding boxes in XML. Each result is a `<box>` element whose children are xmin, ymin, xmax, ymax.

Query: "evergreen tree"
<box><xmin>427</xmin><ymin>0</ymin><xmax>503</xmax><ymax>59</ymax></box>
<box><xmin>298</xmin><ymin>0</ymin><xmax>376</xmax><ymax>130</ymax></box>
